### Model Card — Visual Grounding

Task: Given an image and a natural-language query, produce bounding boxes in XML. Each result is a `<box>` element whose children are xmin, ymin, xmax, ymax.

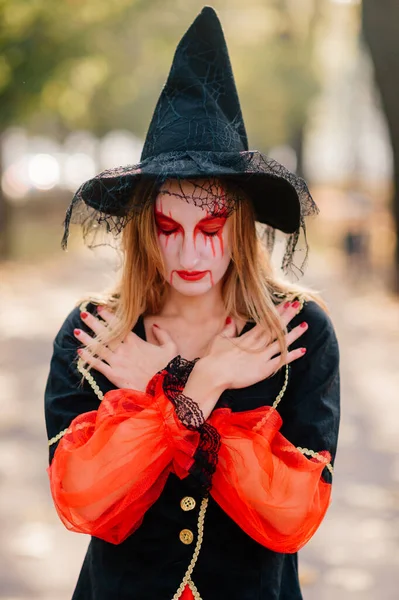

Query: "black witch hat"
<box><xmin>63</xmin><ymin>6</ymin><xmax>318</xmax><ymax>273</ymax></box>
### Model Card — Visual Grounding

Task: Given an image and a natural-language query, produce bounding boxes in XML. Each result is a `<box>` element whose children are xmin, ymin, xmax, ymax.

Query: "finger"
<box><xmin>268</xmin><ymin>321</ymin><xmax>308</xmax><ymax>357</ymax></box>
<box><xmin>279</xmin><ymin>300</ymin><xmax>303</xmax><ymax>329</ymax></box>
<box><xmin>268</xmin><ymin>346</ymin><xmax>306</xmax><ymax>372</ymax></box>
<box><xmin>276</xmin><ymin>300</ymin><xmax>291</xmax><ymax>315</ymax></box>
<box><xmin>80</xmin><ymin>310</ymin><xmax>109</xmax><ymax>337</ymax></box>
<box><xmin>220</xmin><ymin>316</ymin><xmax>237</xmax><ymax>339</ymax></box>
<box><xmin>74</xmin><ymin>328</ymin><xmax>114</xmax><ymax>363</ymax></box>
<box><xmin>87</xmin><ymin>307</ymin><xmax>128</xmax><ymax>351</ymax></box>
<box><xmin>77</xmin><ymin>347</ymin><xmax>113</xmax><ymax>379</ymax></box>
<box><xmin>239</xmin><ymin>323</ymin><xmax>271</xmax><ymax>349</ymax></box>
<box><xmin>95</xmin><ymin>307</ymin><xmax>122</xmax><ymax>351</ymax></box>
<box><xmin>151</xmin><ymin>323</ymin><xmax>174</xmax><ymax>346</ymax></box>
<box><xmin>96</xmin><ymin>306</ymin><xmax>119</xmax><ymax>327</ymax></box>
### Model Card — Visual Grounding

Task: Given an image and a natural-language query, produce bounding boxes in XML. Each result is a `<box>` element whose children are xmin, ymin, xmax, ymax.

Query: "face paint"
<box><xmin>154</xmin><ymin>180</ymin><xmax>232</xmax><ymax>297</ymax></box>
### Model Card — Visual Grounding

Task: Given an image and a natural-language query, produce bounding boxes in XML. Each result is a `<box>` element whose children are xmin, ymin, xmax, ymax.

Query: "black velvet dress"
<box><xmin>44</xmin><ymin>299</ymin><xmax>340</xmax><ymax>600</ymax></box>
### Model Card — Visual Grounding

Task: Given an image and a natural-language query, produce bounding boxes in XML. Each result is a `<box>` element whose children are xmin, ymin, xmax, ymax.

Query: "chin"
<box><xmin>172</xmin><ymin>281</ymin><xmax>213</xmax><ymax>297</ymax></box>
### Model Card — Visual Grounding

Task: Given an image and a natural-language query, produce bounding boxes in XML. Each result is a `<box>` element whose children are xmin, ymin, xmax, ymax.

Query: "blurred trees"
<box><xmin>0</xmin><ymin>0</ymin><xmax>156</xmax><ymax>256</ymax></box>
<box><xmin>0</xmin><ymin>0</ymin><xmax>319</xmax><ymax>258</ymax></box>
<box><xmin>362</xmin><ymin>0</ymin><xmax>399</xmax><ymax>292</ymax></box>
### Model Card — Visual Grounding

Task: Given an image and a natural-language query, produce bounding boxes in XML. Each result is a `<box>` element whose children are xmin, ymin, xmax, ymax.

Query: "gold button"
<box><xmin>179</xmin><ymin>528</ymin><xmax>194</xmax><ymax>545</ymax></box>
<box><xmin>180</xmin><ymin>496</ymin><xmax>196</xmax><ymax>511</ymax></box>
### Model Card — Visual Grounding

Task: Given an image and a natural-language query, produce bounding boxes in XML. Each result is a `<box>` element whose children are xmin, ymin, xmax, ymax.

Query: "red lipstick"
<box><xmin>176</xmin><ymin>270</ymin><xmax>208</xmax><ymax>281</ymax></box>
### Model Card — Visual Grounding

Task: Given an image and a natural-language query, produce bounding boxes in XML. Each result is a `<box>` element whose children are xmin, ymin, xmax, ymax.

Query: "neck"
<box><xmin>161</xmin><ymin>281</ymin><xmax>226</xmax><ymax>323</ymax></box>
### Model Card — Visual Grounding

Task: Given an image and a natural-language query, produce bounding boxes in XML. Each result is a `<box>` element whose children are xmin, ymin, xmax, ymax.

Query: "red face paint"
<box><xmin>155</xmin><ymin>200</ymin><xmax>228</xmax><ymax>290</ymax></box>
<box><xmin>194</xmin><ymin>216</ymin><xmax>227</xmax><ymax>257</ymax></box>
<box><xmin>155</xmin><ymin>210</ymin><xmax>226</xmax><ymax>256</ymax></box>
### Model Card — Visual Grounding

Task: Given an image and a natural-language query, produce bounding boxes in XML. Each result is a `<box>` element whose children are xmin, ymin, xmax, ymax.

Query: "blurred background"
<box><xmin>0</xmin><ymin>0</ymin><xmax>398</xmax><ymax>598</ymax></box>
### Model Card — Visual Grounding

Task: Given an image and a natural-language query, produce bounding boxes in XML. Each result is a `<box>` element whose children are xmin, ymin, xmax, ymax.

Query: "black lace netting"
<box><xmin>61</xmin><ymin>6</ymin><xmax>319</xmax><ymax>276</ymax></box>
<box><xmin>161</xmin><ymin>355</ymin><xmax>221</xmax><ymax>493</ymax></box>
<box><xmin>62</xmin><ymin>151</ymin><xmax>318</xmax><ymax>276</ymax></box>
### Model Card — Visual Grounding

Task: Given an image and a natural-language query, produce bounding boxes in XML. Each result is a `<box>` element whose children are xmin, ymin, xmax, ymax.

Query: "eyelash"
<box><xmin>159</xmin><ymin>229</ymin><xmax>220</xmax><ymax>237</ymax></box>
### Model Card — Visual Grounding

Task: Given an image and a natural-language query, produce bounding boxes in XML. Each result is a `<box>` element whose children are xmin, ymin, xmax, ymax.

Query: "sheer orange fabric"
<box><xmin>47</xmin><ymin>376</ymin><xmax>200</xmax><ymax>544</ymax></box>
<box><xmin>208</xmin><ymin>406</ymin><xmax>332</xmax><ymax>553</ymax></box>
<box><xmin>48</xmin><ymin>373</ymin><xmax>331</xmax><ymax>552</ymax></box>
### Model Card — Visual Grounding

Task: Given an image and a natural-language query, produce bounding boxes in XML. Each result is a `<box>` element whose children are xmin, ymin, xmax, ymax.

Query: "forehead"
<box><xmin>155</xmin><ymin>179</ymin><xmax>226</xmax><ymax>221</ymax></box>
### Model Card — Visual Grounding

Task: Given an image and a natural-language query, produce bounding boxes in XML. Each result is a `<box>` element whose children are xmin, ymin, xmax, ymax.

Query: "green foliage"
<box><xmin>0</xmin><ymin>0</ymin><xmax>320</xmax><ymax>147</ymax></box>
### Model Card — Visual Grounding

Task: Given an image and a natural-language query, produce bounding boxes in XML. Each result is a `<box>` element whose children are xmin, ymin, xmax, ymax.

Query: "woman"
<box><xmin>45</xmin><ymin>7</ymin><xmax>340</xmax><ymax>600</ymax></box>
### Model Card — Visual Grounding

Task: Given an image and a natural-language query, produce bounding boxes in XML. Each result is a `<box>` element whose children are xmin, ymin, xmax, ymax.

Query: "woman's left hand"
<box><xmin>74</xmin><ymin>307</ymin><xmax>177</xmax><ymax>392</ymax></box>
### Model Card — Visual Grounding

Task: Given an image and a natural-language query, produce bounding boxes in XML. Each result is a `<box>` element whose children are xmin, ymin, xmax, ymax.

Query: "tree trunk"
<box><xmin>362</xmin><ymin>0</ymin><xmax>399</xmax><ymax>292</ymax></box>
<box><xmin>0</xmin><ymin>138</ymin><xmax>12</xmax><ymax>260</ymax></box>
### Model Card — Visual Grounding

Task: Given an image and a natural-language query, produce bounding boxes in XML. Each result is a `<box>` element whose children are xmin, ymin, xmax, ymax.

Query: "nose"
<box><xmin>179</xmin><ymin>233</ymin><xmax>200</xmax><ymax>270</ymax></box>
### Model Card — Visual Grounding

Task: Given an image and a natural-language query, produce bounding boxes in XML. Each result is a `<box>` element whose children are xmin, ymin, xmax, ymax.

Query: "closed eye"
<box><xmin>200</xmin><ymin>228</ymin><xmax>222</xmax><ymax>237</ymax></box>
<box><xmin>159</xmin><ymin>228</ymin><xmax>179</xmax><ymax>236</ymax></box>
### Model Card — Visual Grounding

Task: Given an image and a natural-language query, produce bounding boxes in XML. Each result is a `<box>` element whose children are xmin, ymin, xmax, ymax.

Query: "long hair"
<box><xmin>82</xmin><ymin>178</ymin><xmax>325</xmax><ymax>364</ymax></box>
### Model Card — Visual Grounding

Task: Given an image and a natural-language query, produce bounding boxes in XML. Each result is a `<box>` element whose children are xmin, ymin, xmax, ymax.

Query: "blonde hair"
<box><xmin>82</xmin><ymin>178</ymin><xmax>325</xmax><ymax>363</ymax></box>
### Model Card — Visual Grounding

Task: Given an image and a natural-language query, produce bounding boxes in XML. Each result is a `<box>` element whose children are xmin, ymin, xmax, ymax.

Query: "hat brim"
<box><xmin>74</xmin><ymin>151</ymin><xmax>310</xmax><ymax>235</ymax></box>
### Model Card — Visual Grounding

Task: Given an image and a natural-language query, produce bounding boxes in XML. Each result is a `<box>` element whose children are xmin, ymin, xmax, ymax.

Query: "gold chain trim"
<box><xmin>187</xmin><ymin>578</ymin><xmax>201</xmax><ymax>599</ymax></box>
<box><xmin>48</xmin><ymin>428</ymin><xmax>69</xmax><ymax>446</ymax></box>
<box><xmin>48</xmin><ymin>302</ymin><xmax>104</xmax><ymax>446</ymax></box>
<box><xmin>252</xmin><ymin>364</ymin><xmax>289</xmax><ymax>433</ymax></box>
<box><xmin>76</xmin><ymin>358</ymin><xmax>104</xmax><ymax>401</ymax></box>
<box><xmin>253</xmin><ymin>295</ymin><xmax>305</xmax><ymax>433</ymax></box>
<box><xmin>172</xmin><ymin>496</ymin><xmax>208</xmax><ymax>600</ymax></box>
<box><xmin>48</xmin><ymin>420</ymin><xmax>94</xmax><ymax>446</ymax></box>
<box><xmin>272</xmin><ymin>364</ymin><xmax>289</xmax><ymax>410</ymax></box>
<box><xmin>297</xmin><ymin>447</ymin><xmax>334</xmax><ymax>476</ymax></box>
<box><xmin>48</xmin><ymin>359</ymin><xmax>103</xmax><ymax>446</ymax></box>
<box><xmin>79</xmin><ymin>300</ymin><xmax>90</xmax><ymax>312</ymax></box>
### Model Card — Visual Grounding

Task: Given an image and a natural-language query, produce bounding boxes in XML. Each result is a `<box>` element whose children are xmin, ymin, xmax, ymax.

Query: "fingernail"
<box><xmin>284</xmin><ymin>301</ymin><xmax>291</xmax><ymax>309</ymax></box>
<box><xmin>153</xmin><ymin>323</ymin><xmax>160</xmax><ymax>328</ymax></box>
<box><xmin>300</xmin><ymin>347</ymin><xmax>307</xmax><ymax>354</ymax></box>
<box><xmin>292</xmin><ymin>301</ymin><xmax>300</xmax><ymax>309</ymax></box>
<box><xmin>80</xmin><ymin>311</ymin><xmax>88</xmax><ymax>319</ymax></box>
<box><xmin>97</xmin><ymin>305</ymin><xmax>103</xmax><ymax>312</ymax></box>
<box><xmin>225</xmin><ymin>316</ymin><xmax>232</xmax><ymax>325</ymax></box>
<box><xmin>77</xmin><ymin>348</ymin><xmax>82</xmax><ymax>354</ymax></box>
<box><xmin>74</xmin><ymin>328</ymin><xmax>81</xmax><ymax>336</ymax></box>
<box><xmin>300</xmin><ymin>321</ymin><xmax>308</xmax><ymax>329</ymax></box>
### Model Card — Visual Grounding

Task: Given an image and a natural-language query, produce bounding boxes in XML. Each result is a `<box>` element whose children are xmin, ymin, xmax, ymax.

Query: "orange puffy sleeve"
<box><xmin>208</xmin><ymin>406</ymin><xmax>332</xmax><ymax>554</ymax></box>
<box><xmin>47</xmin><ymin>372</ymin><xmax>201</xmax><ymax>545</ymax></box>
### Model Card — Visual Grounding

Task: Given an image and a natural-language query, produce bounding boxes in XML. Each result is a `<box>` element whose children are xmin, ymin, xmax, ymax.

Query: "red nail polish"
<box><xmin>292</xmin><ymin>301</ymin><xmax>300</xmax><ymax>309</ymax></box>
<box><xmin>74</xmin><ymin>328</ymin><xmax>81</xmax><ymax>335</ymax></box>
<box><xmin>300</xmin><ymin>347</ymin><xmax>307</xmax><ymax>354</ymax></box>
<box><xmin>80</xmin><ymin>311</ymin><xmax>88</xmax><ymax>319</ymax></box>
<box><xmin>77</xmin><ymin>348</ymin><xmax>82</xmax><ymax>354</ymax></box>
<box><xmin>284</xmin><ymin>301</ymin><xmax>291</xmax><ymax>309</ymax></box>
<box><xmin>225</xmin><ymin>316</ymin><xmax>232</xmax><ymax>325</ymax></box>
<box><xmin>153</xmin><ymin>324</ymin><xmax>160</xmax><ymax>328</ymax></box>
<box><xmin>300</xmin><ymin>322</ymin><xmax>308</xmax><ymax>328</ymax></box>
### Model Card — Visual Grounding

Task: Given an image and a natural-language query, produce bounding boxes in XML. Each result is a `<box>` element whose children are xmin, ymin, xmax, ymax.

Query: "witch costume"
<box><xmin>45</xmin><ymin>6</ymin><xmax>340</xmax><ymax>600</ymax></box>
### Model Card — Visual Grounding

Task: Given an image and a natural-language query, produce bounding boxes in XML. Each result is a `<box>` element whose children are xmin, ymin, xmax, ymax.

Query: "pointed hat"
<box><xmin>64</xmin><ymin>6</ymin><xmax>317</xmax><ymax>271</ymax></box>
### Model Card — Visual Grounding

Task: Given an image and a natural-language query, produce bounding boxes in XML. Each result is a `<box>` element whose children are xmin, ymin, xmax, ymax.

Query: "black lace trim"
<box><xmin>162</xmin><ymin>355</ymin><xmax>221</xmax><ymax>492</ymax></box>
<box><xmin>189</xmin><ymin>422</ymin><xmax>221</xmax><ymax>493</ymax></box>
<box><xmin>162</xmin><ymin>355</ymin><xmax>202</xmax><ymax>429</ymax></box>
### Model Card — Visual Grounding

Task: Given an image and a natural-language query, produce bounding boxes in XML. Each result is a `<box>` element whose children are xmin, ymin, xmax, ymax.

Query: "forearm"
<box><xmin>182</xmin><ymin>356</ymin><xmax>227</xmax><ymax>421</ymax></box>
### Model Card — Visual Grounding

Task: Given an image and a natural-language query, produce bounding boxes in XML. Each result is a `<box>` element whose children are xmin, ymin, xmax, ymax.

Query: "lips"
<box><xmin>176</xmin><ymin>270</ymin><xmax>208</xmax><ymax>281</ymax></box>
